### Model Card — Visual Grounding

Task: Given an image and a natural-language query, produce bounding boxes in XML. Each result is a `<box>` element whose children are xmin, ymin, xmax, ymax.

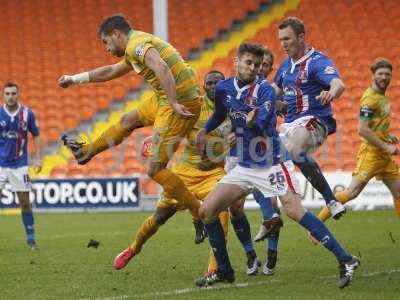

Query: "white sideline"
<box><xmin>80</xmin><ymin>269</ymin><xmax>400</xmax><ymax>300</ymax></box>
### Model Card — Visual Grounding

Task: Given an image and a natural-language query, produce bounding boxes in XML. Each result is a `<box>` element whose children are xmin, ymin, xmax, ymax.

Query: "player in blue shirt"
<box><xmin>196</xmin><ymin>42</ymin><xmax>359</xmax><ymax>289</ymax></box>
<box><xmin>273</xmin><ymin>17</ymin><xmax>346</xmax><ymax>219</ymax></box>
<box><xmin>0</xmin><ymin>82</ymin><xmax>41</xmax><ymax>250</ymax></box>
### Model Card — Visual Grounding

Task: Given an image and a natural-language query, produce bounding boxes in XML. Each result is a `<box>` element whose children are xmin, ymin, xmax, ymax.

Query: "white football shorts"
<box><xmin>0</xmin><ymin>166</ymin><xmax>31</xmax><ymax>192</ymax></box>
<box><xmin>220</xmin><ymin>160</ymin><xmax>300</xmax><ymax>197</ymax></box>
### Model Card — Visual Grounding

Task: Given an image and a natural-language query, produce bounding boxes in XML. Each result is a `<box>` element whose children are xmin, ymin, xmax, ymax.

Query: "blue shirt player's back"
<box><xmin>274</xmin><ymin>48</ymin><xmax>340</xmax><ymax>134</ymax></box>
<box><xmin>205</xmin><ymin>77</ymin><xmax>288</xmax><ymax>168</ymax></box>
<box><xmin>0</xmin><ymin>105</ymin><xmax>40</xmax><ymax>168</ymax></box>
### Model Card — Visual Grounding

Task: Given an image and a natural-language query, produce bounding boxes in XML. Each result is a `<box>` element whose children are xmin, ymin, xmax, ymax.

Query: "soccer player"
<box><xmin>113</xmin><ymin>70</ymin><xmax>230</xmax><ymax>273</ymax></box>
<box><xmin>315</xmin><ymin>58</ymin><xmax>400</xmax><ymax>223</ymax></box>
<box><xmin>273</xmin><ymin>17</ymin><xmax>346</xmax><ymax>219</ymax></box>
<box><xmin>196</xmin><ymin>42</ymin><xmax>359</xmax><ymax>289</ymax></box>
<box><xmin>1</xmin><ymin>82</ymin><xmax>42</xmax><ymax>250</ymax></box>
<box><xmin>58</xmin><ymin>14</ymin><xmax>205</xmax><ymax>238</ymax></box>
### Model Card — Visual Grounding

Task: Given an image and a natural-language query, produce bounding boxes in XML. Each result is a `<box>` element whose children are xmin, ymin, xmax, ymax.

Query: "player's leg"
<box><xmin>278</xmin><ymin>188</ymin><xmax>359</xmax><ymax>288</ymax></box>
<box><xmin>264</xmin><ymin>197</ymin><xmax>281</xmax><ymax>275</ymax></box>
<box><xmin>383</xmin><ymin>179</ymin><xmax>400</xmax><ymax>216</ymax></box>
<box><xmin>9</xmin><ymin>166</ymin><xmax>37</xmax><ymax>250</ymax></box>
<box><xmin>284</xmin><ymin>122</ymin><xmax>346</xmax><ymax>219</ymax></box>
<box><xmin>149</xmin><ymin>100</ymin><xmax>202</xmax><ymax>225</ymax></box>
<box><xmin>113</xmin><ymin>206</ymin><xmax>176</xmax><ymax>270</ymax></box>
<box><xmin>317</xmin><ymin>176</ymin><xmax>367</xmax><ymax>222</ymax></box>
<box><xmin>63</xmin><ymin>109</ymin><xmax>144</xmax><ymax>164</ymax></box>
<box><xmin>199</xmin><ymin>182</ymin><xmax>247</xmax><ymax>285</ymax></box>
<box><xmin>229</xmin><ymin>197</ymin><xmax>261</xmax><ymax>275</ymax></box>
<box><xmin>16</xmin><ymin>191</ymin><xmax>36</xmax><ymax>250</ymax></box>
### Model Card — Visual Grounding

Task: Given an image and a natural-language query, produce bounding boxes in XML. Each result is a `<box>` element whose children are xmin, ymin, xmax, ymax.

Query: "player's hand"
<box><xmin>227</xmin><ymin>132</ymin><xmax>236</xmax><ymax>148</ymax></box>
<box><xmin>276</xmin><ymin>100</ymin><xmax>288</xmax><ymax>116</ymax></box>
<box><xmin>172</xmin><ymin>103</ymin><xmax>195</xmax><ymax>118</ymax></box>
<box><xmin>389</xmin><ymin>134</ymin><xmax>399</xmax><ymax>144</ymax></box>
<box><xmin>385</xmin><ymin>144</ymin><xmax>399</xmax><ymax>155</ymax></box>
<box><xmin>316</xmin><ymin>91</ymin><xmax>334</xmax><ymax>105</ymax></box>
<box><xmin>33</xmin><ymin>161</ymin><xmax>42</xmax><ymax>174</ymax></box>
<box><xmin>196</xmin><ymin>128</ymin><xmax>207</xmax><ymax>153</ymax></box>
<box><xmin>246</xmin><ymin>107</ymin><xmax>260</xmax><ymax>128</ymax></box>
<box><xmin>58</xmin><ymin>75</ymin><xmax>75</xmax><ymax>88</ymax></box>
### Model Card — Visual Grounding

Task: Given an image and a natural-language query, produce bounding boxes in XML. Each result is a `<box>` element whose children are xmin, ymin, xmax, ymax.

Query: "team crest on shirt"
<box><xmin>135</xmin><ymin>44</ymin><xmax>145</xmax><ymax>57</ymax></box>
<box><xmin>0</xmin><ymin>121</ymin><xmax>6</xmax><ymax>127</ymax></box>
<box><xmin>324</xmin><ymin>66</ymin><xmax>336</xmax><ymax>74</ymax></box>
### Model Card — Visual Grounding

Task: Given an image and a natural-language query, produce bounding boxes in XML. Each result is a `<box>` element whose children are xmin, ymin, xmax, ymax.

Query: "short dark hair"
<box><xmin>238</xmin><ymin>42</ymin><xmax>266</xmax><ymax>59</ymax></box>
<box><xmin>278</xmin><ymin>17</ymin><xmax>305</xmax><ymax>35</ymax></box>
<box><xmin>370</xmin><ymin>57</ymin><xmax>392</xmax><ymax>73</ymax></box>
<box><xmin>263</xmin><ymin>47</ymin><xmax>274</xmax><ymax>67</ymax></box>
<box><xmin>204</xmin><ymin>70</ymin><xmax>225</xmax><ymax>80</ymax></box>
<box><xmin>98</xmin><ymin>14</ymin><xmax>132</xmax><ymax>37</ymax></box>
<box><xmin>3</xmin><ymin>81</ymin><xmax>19</xmax><ymax>91</ymax></box>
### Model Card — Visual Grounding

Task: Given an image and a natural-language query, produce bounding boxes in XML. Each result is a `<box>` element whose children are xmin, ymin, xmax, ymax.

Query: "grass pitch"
<box><xmin>1</xmin><ymin>210</ymin><xmax>399</xmax><ymax>300</ymax></box>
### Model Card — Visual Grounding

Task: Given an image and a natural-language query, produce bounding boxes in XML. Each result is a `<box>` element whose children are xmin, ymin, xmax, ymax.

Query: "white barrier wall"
<box><xmin>245</xmin><ymin>171</ymin><xmax>394</xmax><ymax>210</ymax></box>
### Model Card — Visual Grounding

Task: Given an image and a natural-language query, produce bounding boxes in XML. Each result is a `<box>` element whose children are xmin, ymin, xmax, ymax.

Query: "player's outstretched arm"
<box><xmin>58</xmin><ymin>60</ymin><xmax>132</xmax><ymax>88</ymax></box>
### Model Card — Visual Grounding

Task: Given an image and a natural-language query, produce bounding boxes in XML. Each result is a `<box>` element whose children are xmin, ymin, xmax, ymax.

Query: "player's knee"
<box><xmin>229</xmin><ymin>203</ymin><xmax>244</xmax><ymax>219</ymax></box>
<box><xmin>199</xmin><ymin>203</ymin><xmax>216</xmax><ymax>224</ymax></box>
<box><xmin>120</xmin><ymin>111</ymin><xmax>141</xmax><ymax>132</ymax></box>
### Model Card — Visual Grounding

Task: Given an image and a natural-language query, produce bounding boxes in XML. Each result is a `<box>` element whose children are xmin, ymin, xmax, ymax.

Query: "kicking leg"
<box><xmin>113</xmin><ymin>207</ymin><xmax>176</xmax><ymax>270</ymax></box>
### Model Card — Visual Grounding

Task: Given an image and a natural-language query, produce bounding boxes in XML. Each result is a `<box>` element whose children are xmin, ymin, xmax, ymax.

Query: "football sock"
<box><xmin>21</xmin><ymin>211</ymin><xmax>35</xmax><ymax>242</ymax></box>
<box><xmin>394</xmin><ymin>197</ymin><xmax>400</xmax><ymax>216</ymax></box>
<box><xmin>253</xmin><ymin>190</ymin><xmax>274</xmax><ymax>220</ymax></box>
<box><xmin>87</xmin><ymin>123</ymin><xmax>131</xmax><ymax>158</ymax></box>
<box><xmin>299</xmin><ymin>211</ymin><xmax>352</xmax><ymax>263</ymax></box>
<box><xmin>130</xmin><ymin>216</ymin><xmax>160</xmax><ymax>254</ymax></box>
<box><xmin>153</xmin><ymin>169</ymin><xmax>200</xmax><ymax>222</ymax></box>
<box><xmin>230</xmin><ymin>214</ymin><xmax>254</xmax><ymax>254</ymax></box>
<box><xmin>268</xmin><ymin>229</ymin><xmax>280</xmax><ymax>252</ymax></box>
<box><xmin>317</xmin><ymin>191</ymin><xmax>350</xmax><ymax>221</ymax></box>
<box><xmin>205</xmin><ymin>219</ymin><xmax>233</xmax><ymax>274</ymax></box>
<box><xmin>208</xmin><ymin>211</ymin><xmax>229</xmax><ymax>272</ymax></box>
<box><xmin>294</xmin><ymin>158</ymin><xmax>336</xmax><ymax>206</ymax></box>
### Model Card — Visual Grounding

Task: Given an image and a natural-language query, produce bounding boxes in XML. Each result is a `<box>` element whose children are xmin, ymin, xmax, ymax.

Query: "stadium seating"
<box><xmin>12</xmin><ymin>0</ymin><xmax>397</xmax><ymax>195</ymax></box>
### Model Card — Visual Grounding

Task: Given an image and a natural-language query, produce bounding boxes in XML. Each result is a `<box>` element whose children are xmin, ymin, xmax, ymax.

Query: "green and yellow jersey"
<box><xmin>124</xmin><ymin>30</ymin><xmax>200</xmax><ymax>105</ymax></box>
<box><xmin>359</xmin><ymin>86</ymin><xmax>391</xmax><ymax>151</ymax></box>
<box><xmin>181</xmin><ymin>95</ymin><xmax>229</xmax><ymax>170</ymax></box>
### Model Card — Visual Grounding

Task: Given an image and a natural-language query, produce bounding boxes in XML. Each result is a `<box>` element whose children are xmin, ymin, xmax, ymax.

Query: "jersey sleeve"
<box><xmin>359</xmin><ymin>96</ymin><xmax>377</xmax><ymax>120</ymax></box>
<box><xmin>28</xmin><ymin>109</ymin><xmax>40</xmax><ymax>137</ymax></box>
<box><xmin>254</xmin><ymin>84</ymin><xmax>276</xmax><ymax>133</ymax></box>
<box><xmin>273</xmin><ymin>62</ymin><xmax>286</xmax><ymax>89</ymax></box>
<box><xmin>204</xmin><ymin>83</ymin><xmax>227</xmax><ymax>132</ymax></box>
<box><xmin>312</xmin><ymin>56</ymin><xmax>341</xmax><ymax>86</ymax></box>
<box><xmin>125</xmin><ymin>36</ymin><xmax>154</xmax><ymax>65</ymax></box>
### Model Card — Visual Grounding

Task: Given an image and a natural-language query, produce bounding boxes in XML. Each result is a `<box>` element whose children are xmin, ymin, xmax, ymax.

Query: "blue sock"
<box><xmin>21</xmin><ymin>211</ymin><xmax>35</xmax><ymax>242</ymax></box>
<box><xmin>267</xmin><ymin>230</ymin><xmax>280</xmax><ymax>251</ymax></box>
<box><xmin>253</xmin><ymin>190</ymin><xmax>274</xmax><ymax>220</ymax></box>
<box><xmin>299</xmin><ymin>212</ymin><xmax>352</xmax><ymax>263</ymax></box>
<box><xmin>230</xmin><ymin>214</ymin><xmax>254</xmax><ymax>254</ymax></box>
<box><xmin>205</xmin><ymin>219</ymin><xmax>233</xmax><ymax>274</ymax></box>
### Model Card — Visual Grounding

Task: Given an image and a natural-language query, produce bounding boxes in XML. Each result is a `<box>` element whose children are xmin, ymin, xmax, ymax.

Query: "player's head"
<box><xmin>237</xmin><ymin>42</ymin><xmax>265</xmax><ymax>82</ymax></box>
<box><xmin>3</xmin><ymin>81</ymin><xmax>19</xmax><ymax>108</ymax></box>
<box><xmin>370</xmin><ymin>58</ymin><xmax>392</xmax><ymax>92</ymax></box>
<box><xmin>259</xmin><ymin>48</ymin><xmax>274</xmax><ymax>78</ymax></box>
<box><xmin>278</xmin><ymin>17</ymin><xmax>306</xmax><ymax>59</ymax></box>
<box><xmin>98</xmin><ymin>14</ymin><xmax>132</xmax><ymax>57</ymax></box>
<box><xmin>203</xmin><ymin>70</ymin><xmax>225</xmax><ymax>101</ymax></box>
